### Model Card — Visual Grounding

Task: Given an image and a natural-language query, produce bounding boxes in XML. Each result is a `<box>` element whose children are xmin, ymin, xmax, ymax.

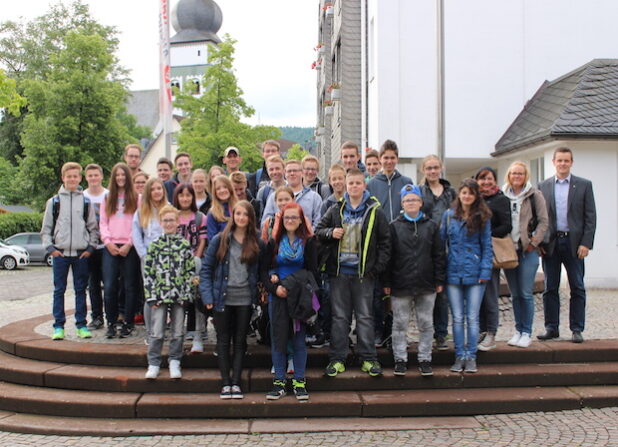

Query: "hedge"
<box><xmin>0</xmin><ymin>212</ymin><xmax>44</xmax><ymax>240</ymax></box>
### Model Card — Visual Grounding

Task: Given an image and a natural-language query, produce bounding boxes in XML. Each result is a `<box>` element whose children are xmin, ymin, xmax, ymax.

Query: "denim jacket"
<box><xmin>440</xmin><ymin>209</ymin><xmax>493</xmax><ymax>285</ymax></box>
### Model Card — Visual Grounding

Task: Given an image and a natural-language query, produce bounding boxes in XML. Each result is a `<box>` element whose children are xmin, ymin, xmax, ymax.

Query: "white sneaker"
<box><xmin>169</xmin><ymin>359</ymin><xmax>182</xmax><ymax>379</ymax></box>
<box><xmin>287</xmin><ymin>359</ymin><xmax>294</xmax><ymax>374</ymax></box>
<box><xmin>507</xmin><ymin>331</ymin><xmax>521</xmax><ymax>346</ymax></box>
<box><xmin>191</xmin><ymin>338</ymin><xmax>204</xmax><ymax>353</ymax></box>
<box><xmin>516</xmin><ymin>332</ymin><xmax>532</xmax><ymax>348</ymax></box>
<box><xmin>145</xmin><ymin>365</ymin><xmax>160</xmax><ymax>380</ymax></box>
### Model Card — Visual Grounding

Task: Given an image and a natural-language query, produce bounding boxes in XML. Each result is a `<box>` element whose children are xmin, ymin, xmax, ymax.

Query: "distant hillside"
<box><xmin>279</xmin><ymin>126</ymin><xmax>315</xmax><ymax>150</ymax></box>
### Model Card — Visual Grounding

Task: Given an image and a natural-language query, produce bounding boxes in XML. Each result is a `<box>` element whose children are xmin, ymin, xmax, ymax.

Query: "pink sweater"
<box><xmin>100</xmin><ymin>194</ymin><xmax>135</xmax><ymax>245</ymax></box>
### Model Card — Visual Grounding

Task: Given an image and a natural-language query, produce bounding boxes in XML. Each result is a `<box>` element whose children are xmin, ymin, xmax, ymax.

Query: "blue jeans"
<box><xmin>102</xmin><ymin>246</ymin><xmax>140</xmax><ymax>326</ymax></box>
<box><xmin>447</xmin><ymin>283</ymin><xmax>485</xmax><ymax>360</ymax></box>
<box><xmin>87</xmin><ymin>248</ymin><xmax>104</xmax><ymax>320</ymax></box>
<box><xmin>52</xmin><ymin>255</ymin><xmax>89</xmax><ymax>329</ymax></box>
<box><xmin>272</xmin><ymin>320</ymin><xmax>307</xmax><ymax>381</ymax></box>
<box><xmin>504</xmin><ymin>249</ymin><xmax>539</xmax><ymax>335</ymax></box>
<box><xmin>542</xmin><ymin>236</ymin><xmax>586</xmax><ymax>333</ymax></box>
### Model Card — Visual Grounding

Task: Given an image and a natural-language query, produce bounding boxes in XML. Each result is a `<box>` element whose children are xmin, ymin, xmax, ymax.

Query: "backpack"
<box><xmin>258</xmin><ymin>184</ymin><xmax>273</xmax><ymax>209</ymax></box>
<box><xmin>51</xmin><ymin>195</ymin><xmax>91</xmax><ymax>242</ymax></box>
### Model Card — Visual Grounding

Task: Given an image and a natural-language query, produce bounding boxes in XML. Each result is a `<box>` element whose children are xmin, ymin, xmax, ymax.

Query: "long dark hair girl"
<box><xmin>172</xmin><ymin>183</ymin><xmax>198</xmax><ymax>212</ymax></box>
<box><xmin>216</xmin><ymin>200</ymin><xmax>260</xmax><ymax>264</ymax></box>
<box><xmin>106</xmin><ymin>163</ymin><xmax>137</xmax><ymax>216</ymax></box>
<box><xmin>453</xmin><ymin>178</ymin><xmax>492</xmax><ymax>234</ymax></box>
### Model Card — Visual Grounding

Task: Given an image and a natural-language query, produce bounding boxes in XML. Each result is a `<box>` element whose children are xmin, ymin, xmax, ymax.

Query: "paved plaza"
<box><xmin>0</xmin><ymin>265</ymin><xmax>617</xmax><ymax>446</ymax></box>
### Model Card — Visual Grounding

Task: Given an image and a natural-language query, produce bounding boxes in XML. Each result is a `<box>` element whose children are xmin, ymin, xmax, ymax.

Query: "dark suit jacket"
<box><xmin>538</xmin><ymin>174</ymin><xmax>596</xmax><ymax>258</ymax></box>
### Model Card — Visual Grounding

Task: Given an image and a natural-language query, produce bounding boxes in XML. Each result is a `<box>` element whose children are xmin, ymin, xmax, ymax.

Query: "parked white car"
<box><xmin>0</xmin><ymin>240</ymin><xmax>30</xmax><ymax>270</ymax></box>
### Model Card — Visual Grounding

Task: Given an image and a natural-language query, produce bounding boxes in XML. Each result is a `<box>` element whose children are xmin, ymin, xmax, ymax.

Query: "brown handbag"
<box><xmin>492</xmin><ymin>235</ymin><xmax>519</xmax><ymax>269</ymax></box>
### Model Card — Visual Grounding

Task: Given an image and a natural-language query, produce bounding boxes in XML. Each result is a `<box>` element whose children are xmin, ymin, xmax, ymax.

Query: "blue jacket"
<box><xmin>367</xmin><ymin>170</ymin><xmax>413</xmax><ymax>222</ymax></box>
<box><xmin>440</xmin><ymin>209</ymin><xmax>493</xmax><ymax>285</ymax></box>
<box><xmin>206</xmin><ymin>203</ymin><xmax>230</xmax><ymax>241</ymax></box>
<box><xmin>199</xmin><ymin>232</ymin><xmax>261</xmax><ymax>312</ymax></box>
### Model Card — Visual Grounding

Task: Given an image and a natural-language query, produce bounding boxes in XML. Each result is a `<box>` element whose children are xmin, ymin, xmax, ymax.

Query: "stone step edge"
<box><xmin>0</xmin><ymin>411</ymin><xmax>481</xmax><ymax>437</ymax></box>
<box><xmin>0</xmin><ymin>380</ymin><xmax>616</xmax><ymax>420</ymax></box>
<box><xmin>2</xmin><ymin>315</ymin><xmax>617</xmax><ymax>367</ymax></box>
<box><xmin>1</xmin><ymin>348</ymin><xmax>618</xmax><ymax>392</ymax></box>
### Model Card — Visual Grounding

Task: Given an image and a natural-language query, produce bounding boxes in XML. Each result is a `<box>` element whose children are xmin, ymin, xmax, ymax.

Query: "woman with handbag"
<box><xmin>474</xmin><ymin>167</ymin><xmax>512</xmax><ymax>351</ymax></box>
<box><xmin>501</xmin><ymin>162</ymin><xmax>548</xmax><ymax>348</ymax></box>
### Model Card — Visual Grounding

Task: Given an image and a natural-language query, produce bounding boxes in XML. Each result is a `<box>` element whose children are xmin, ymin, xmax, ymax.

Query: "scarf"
<box><xmin>480</xmin><ymin>185</ymin><xmax>500</xmax><ymax>198</ymax></box>
<box><xmin>279</xmin><ymin>234</ymin><xmax>304</xmax><ymax>263</ymax></box>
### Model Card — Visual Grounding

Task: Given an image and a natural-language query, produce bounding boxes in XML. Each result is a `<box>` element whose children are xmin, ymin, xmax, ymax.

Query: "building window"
<box><xmin>530</xmin><ymin>156</ymin><xmax>544</xmax><ymax>186</ymax></box>
<box><xmin>333</xmin><ymin>39</ymin><xmax>341</xmax><ymax>83</ymax></box>
<box><xmin>171</xmin><ymin>80</ymin><xmax>181</xmax><ymax>91</ymax></box>
<box><xmin>192</xmin><ymin>79</ymin><xmax>200</xmax><ymax>94</ymax></box>
<box><xmin>198</xmin><ymin>50</ymin><xmax>201</xmax><ymax>56</ymax></box>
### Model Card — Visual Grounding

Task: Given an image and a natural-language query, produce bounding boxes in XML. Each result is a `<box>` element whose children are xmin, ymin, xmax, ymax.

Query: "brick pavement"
<box><xmin>0</xmin><ymin>407</ymin><xmax>616</xmax><ymax>446</ymax></box>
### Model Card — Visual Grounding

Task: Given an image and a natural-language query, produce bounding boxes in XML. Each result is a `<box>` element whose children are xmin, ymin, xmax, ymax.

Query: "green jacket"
<box><xmin>315</xmin><ymin>194</ymin><xmax>391</xmax><ymax>278</ymax></box>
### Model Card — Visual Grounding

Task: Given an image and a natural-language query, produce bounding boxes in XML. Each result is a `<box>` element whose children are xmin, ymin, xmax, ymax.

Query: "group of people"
<box><xmin>41</xmin><ymin>138</ymin><xmax>596</xmax><ymax>401</ymax></box>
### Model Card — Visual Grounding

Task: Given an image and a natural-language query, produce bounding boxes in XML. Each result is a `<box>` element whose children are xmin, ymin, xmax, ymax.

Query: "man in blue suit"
<box><xmin>537</xmin><ymin>147</ymin><xmax>596</xmax><ymax>343</ymax></box>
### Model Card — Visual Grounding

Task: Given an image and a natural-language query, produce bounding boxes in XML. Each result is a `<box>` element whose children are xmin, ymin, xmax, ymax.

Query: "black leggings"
<box><xmin>214</xmin><ymin>305</ymin><xmax>252</xmax><ymax>386</ymax></box>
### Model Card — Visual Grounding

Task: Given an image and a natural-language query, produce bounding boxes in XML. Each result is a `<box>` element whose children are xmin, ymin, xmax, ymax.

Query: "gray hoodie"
<box><xmin>41</xmin><ymin>186</ymin><xmax>99</xmax><ymax>257</ymax></box>
<box><xmin>367</xmin><ymin>170</ymin><xmax>413</xmax><ymax>222</ymax></box>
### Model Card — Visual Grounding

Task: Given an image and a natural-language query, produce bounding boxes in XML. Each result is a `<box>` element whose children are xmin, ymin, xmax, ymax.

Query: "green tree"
<box><xmin>19</xmin><ymin>30</ymin><xmax>131</xmax><ymax>208</ymax></box>
<box><xmin>175</xmin><ymin>35</ymin><xmax>280</xmax><ymax>172</ymax></box>
<box><xmin>285</xmin><ymin>144</ymin><xmax>310</xmax><ymax>161</ymax></box>
<box><xmin>0</xmin><ymin>1</ymin><xmax>125</xmax><ymax>164</ymax></box>
<box><xmin>0</xmin><ymin>69</ymin><xmax>26</xmax><ymax>115</ymax></box>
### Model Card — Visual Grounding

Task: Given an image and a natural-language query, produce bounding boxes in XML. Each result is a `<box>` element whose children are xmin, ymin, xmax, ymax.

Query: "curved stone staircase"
<box><xmin>0</xmin><ymin>314</ymin><xmax>617</xmax><ymax>435</ymax></box>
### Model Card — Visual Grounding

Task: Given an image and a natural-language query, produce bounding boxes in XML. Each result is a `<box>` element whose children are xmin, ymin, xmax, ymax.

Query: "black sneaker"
<box><xmin>231</xmin><ymin>385</ymin><xmax>244</xmax><ymax>399</ymax></box>
<box><xmin>393</xmin><ymin>361</ymin><xmax>407</xmax><ymax>376</ymax></box>
<box><xmin>266</xmin><ymin>380</ymin><xmax>287</xmax><ymax>400</ymax></box>
<box><xmin>105</xmin><ymin>324</ymin><xmax>116</xmax><ymax>339</ymax></box>
<box><xmin>311</xmin><ymin>334</ymin><xmax>329</xmax><ymax>349</ymax></box>
<box><xmin>435</xmin><ymin>336</ymin><xmax>448</xmax><ymax>351</ymax></box>
<box><xmin>88</xmin><ymin>316</ymin><xmax>104</xmax><ymax>330</ymax></box>
<box><xmin>292</xmin><ymin>379</ymin><xmax>309</xmax><ymax>401</ymax></box>
<box><xmin>419</xmin><ymin>361</ymin><xmax>434</xmax><ymax>376</ymax></box>
<box><xmin>119</xmin><ymin>322</ymin><xmax>133</xmax><ymax>338</ymax></box>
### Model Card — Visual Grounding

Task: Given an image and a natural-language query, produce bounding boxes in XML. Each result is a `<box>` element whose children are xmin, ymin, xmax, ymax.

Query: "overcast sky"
<box><xmin>4</xmin><ymin>0</ymin><xmax>318</xmax><ymax>127</ymax></box>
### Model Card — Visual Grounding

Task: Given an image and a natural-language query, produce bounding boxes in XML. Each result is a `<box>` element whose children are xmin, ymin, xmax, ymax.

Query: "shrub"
<box><xmin>0</xmin><ymin>212</ymin><xmax>44</xmax><ymax>240</ymax></box>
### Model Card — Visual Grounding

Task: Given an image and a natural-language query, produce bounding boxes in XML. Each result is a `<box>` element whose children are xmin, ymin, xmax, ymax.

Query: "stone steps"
<box><xmin>1</xmin><ymin>349</ymin><xmax>617</xmax><ymax>393</ymax></box>
<box><xmin>0</xmin><ymin>314</ymin><xmax>616</xmax><ymax>435</ymax></box>
<box><xmin>0</xmin><ymin>380</ymin><xmax>617</xmax><ymax>420</ymax></box>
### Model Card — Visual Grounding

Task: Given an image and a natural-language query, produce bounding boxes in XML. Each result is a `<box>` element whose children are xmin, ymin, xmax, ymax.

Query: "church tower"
<box><xmin>170</xmin><ymin>0</ymin><xmax>223</xmax><ymax>96</ymax></box>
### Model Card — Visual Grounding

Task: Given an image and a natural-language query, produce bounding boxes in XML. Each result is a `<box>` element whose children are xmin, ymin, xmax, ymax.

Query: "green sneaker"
<box><xmin>324</xmin><ymin>361</ymin><xmax>345</xmax><ymax>377</ymax></box>
<box><xmin>76</xmin><ymin>327</ymin><xmax>92</xmax><ymax>339</ymax></box>
<box><xmin>51</xmin><ymin>328</ymin><xmax>65</xmax><ymax>340</ymax></box>
<box><xmin>361</xmin><ymin>360</ymin><xmax>383</xmax><ymax>377</ymax></box>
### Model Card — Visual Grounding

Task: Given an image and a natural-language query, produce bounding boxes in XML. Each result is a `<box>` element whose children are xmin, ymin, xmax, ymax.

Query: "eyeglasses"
<box><xmin>283</xmin><ymin>216</ymin><xmax>300</xmax><ymax>221</ymax></box>
<box><xmin>510</xmin><ymin>172</ymin><xmax>525</xmax><ymax>176</ymax></box>
<box><xmin>285</xmin><ymin>169</ymin><xmax>301</xmax><ymax>174</ymax></box>
<box><xmin>303</xmin><ymin>167</ymin><xmax>318</xmax><ymax>172</ymax></box>
<box><xmin>402</xmin><ymin>198</ymin><xmax>422</xmax><ymax>203</ymax></box>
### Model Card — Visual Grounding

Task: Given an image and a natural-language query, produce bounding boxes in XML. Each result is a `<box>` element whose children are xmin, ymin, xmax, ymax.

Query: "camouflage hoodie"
<box><xmin>144</xmin><ymin>233</ymin><xmax>195</xmax><ymax>305</ymax></box>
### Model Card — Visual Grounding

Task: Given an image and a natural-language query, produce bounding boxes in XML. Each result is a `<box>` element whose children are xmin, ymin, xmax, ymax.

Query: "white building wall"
<box><xmin>170</xmin><ymin>43</ymin><xmax>209</xmax><ymax>67</ymax></box>
<box><xmin>363</xmin><ymin>0</ymin><xmax>618</xmax><ymax>167</ymax></box>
